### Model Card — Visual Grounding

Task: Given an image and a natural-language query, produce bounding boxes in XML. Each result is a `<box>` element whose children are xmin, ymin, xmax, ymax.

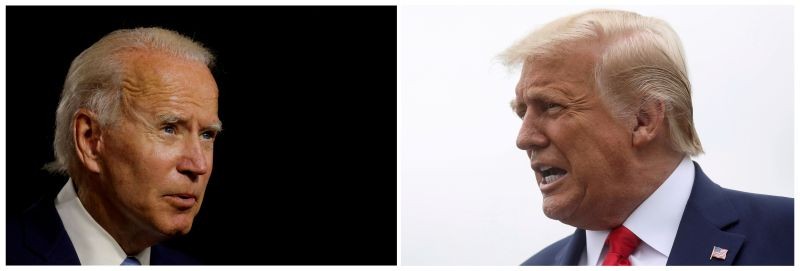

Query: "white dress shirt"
<box><xmin>579</xmin><ymin>156</ymin><xmax>695</xmax><ymax>265</ymax></box>
<box><xmin>55</xmin><ymin>179</ymin><xmax>151</xmax><ymax>265</ymax></box>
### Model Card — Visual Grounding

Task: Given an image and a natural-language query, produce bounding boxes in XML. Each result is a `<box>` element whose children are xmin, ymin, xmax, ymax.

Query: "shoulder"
<box><xmin>721</xmin><ymin>187</ymin><xmax>793</xmax><ymax>234</ymax></box>
<box><xmin>722</xmin><ymin>187</ymin><xmax>792</xmax><ymax>217</ymax></box>
<box><xmin>151</xmin><ymin>244</ymin><xmax>201</xmax><ymax>265</ymax></box>
<box><xmin>6</xmin><ymin>210</ymin><xmax>30</xmax><ymax>264</ymax></box>
<box><xmin>6</xmin><ymin>197</ymin><xmax>78</xmax><ymax>265</ymax></box>
<box><xmin>521</xmin><ymin>235</ymin><xmax>572</xmax><ymax>266</ymax></box>
<box><xmin>693</xmin><ymin>162</ymin><xmax>792</xmax><ymax>228</ymax></box>
<box><xmin>718</xmin><ymin>188</ymin><xmax>793</xmax><ymax>264</ymax></box>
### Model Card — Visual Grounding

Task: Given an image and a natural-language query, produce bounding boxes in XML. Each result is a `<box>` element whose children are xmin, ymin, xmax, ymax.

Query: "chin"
<box><xmin>546</xmin><ymin>203</ymin><xmax>624</xmax><ymax>230</ymax></box>
<box><xmin>161</xmin><ymin>224</ymin><xmax>193</xmax><ymax>237</ymax></box>
<box><xmin>156</xmin><ymin>216</ymin><xmax>195</xmax><ymax>236</ymax></box>
<box><xmin>541</xmin><ymin>197</ymin><xmax>576</xmax><ymax>221</ymax></box>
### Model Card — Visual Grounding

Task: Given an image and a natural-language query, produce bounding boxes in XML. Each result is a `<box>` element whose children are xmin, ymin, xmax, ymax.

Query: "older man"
<box><xmin>502</xmin><ymin>9</ymin><xmax>792</xmax><ymax>266</ymax></box>
<box><xmin>7</xmin><ymin>27</ymin><xmax>221</xmax><ymax>265</ymax></box>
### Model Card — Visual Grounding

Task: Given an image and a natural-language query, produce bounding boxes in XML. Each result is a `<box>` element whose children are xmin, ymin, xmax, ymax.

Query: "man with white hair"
<box><xmin>502</xmin><ymin>9</ymin><xmax>792</xmax><ymax>265</ymax></box>
<box><xmin>8</xmin><ymin>27</ymin><xmax>221</xmax><ymax>265</ymax></box>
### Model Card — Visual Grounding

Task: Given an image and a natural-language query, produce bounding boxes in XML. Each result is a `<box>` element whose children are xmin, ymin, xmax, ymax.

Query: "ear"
<box><xmin>73</xmin><ymin>109</ymin><xmax>104</xmax><ymax>173</ymax></box>
<box><xmin>632</xmin><ymin>98</ymin><xmax>666</xmax><ymax>148</ymax></box>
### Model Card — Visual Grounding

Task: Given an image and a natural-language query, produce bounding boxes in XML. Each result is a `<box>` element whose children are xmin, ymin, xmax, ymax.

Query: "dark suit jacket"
<box><xmin>7</xmin><ymin>188</ymin><xmax>200</xmax><ymax>265</ymax></box>
<box><xmin>522</xmin><ymin>162</ymin><xmax>794</xmax><ymax>265</ymax></box>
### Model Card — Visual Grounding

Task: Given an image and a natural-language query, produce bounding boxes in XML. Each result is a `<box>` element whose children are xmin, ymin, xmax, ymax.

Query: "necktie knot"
<box><xmin>121</xmin><ymin>256</ymin><xmax>141</xmax><ymax>265</ymax></box>
<box><xmin>602</xmin><ymin>226</ymin><xmax>641</xmax><ymax>266</ymax></box>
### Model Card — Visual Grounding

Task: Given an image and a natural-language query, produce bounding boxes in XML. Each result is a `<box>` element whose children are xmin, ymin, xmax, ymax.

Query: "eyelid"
<box><xmin>544</xmin><ymin>101</ymin><xmax>562</xmax><ymax>108</ymax></box>
<box><xmin>542</xmin><ymin>100</ymin><xmax>564</xmax><ymax>111</ymax></box>
<box><xmin>200</xmin><ymin>129</ymin><xmax>219</xmax><ymax>140</ymax></box>
<box><xmin>162</xmin><ymin>124</ymin><xmax>177</xmax><ymax>134</ymax></box>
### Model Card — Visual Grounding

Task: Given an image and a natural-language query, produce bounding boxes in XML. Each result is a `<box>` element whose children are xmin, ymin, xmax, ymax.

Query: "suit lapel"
<box><xmin>22</xmin><ymin>196</ymin><xmax>81</xmax><ymax>265</ymax></box>
<box><xmin>554</xmin><ymin>228</ymin><xmax>586</xmax><ymax>265</ymax></box>
<box><xmin>667</xmin><ymin>162</ymin><xmax>744</xmax><ymax>265</ymax></box>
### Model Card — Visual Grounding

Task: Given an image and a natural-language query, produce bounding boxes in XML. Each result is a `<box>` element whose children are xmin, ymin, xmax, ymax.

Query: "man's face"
<box><xmin>513</xmin><ymin>45</ymin><xmax>637</xmax><ymax>229</ymax></box>
<box><xmin>95</xmin><ymin>52</ymin><xmax>220</xmax><ymax>237</ymax></box>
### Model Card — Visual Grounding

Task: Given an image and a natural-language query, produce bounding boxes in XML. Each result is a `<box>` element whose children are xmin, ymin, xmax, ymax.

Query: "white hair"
<box><xmin>500</xmin><ymin>9</ymin><xmax>703</xmax><ymax>156</ymax></box>
<box><xmin>46</xmin><ymin>27</ymin><xmax>215</xmax><ymax>175</ymax></box>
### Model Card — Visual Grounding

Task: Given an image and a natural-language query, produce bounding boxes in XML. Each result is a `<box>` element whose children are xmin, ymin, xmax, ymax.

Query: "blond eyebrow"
<box><xmin>525</xmin><ymin>88</ymin><xmax>564</xmax><ymax>101</ymax></box>
<box><xmin>510</xmin><ymin>98</ymin><xmax>525</xmax><ymax>117</ymax></box>
<box><xmin>511</xmin><ymin>85</ymin><xmax>570</xmax><ymax>118</ymax></box>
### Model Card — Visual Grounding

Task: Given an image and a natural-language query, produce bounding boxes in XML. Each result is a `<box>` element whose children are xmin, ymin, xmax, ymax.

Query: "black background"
<box><xmin>6</xmin><ymin>6</ymin><xmax>396</xmax><ymax>265</ymax></box>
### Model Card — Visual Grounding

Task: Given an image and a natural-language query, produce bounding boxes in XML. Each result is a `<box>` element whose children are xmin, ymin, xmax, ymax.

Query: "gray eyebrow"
<box><xmin>158</xmin><ymin>113</ymin><xmax>223</xmax><ymax>132</ymax></box>
<box><xmin>207</xmin><ymin>122</ymin><xmax>223</xmax><ymax>133</ymax></box>
<box><xmin>158</xmin><ymin>113</ymin><xmax>182</xmax><ymax>124</ymax></box>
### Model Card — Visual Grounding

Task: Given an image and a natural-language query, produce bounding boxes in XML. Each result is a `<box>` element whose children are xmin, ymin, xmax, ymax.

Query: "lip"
<box><xmin>163</xmin><ymin>193</ymin><xmax>197</xmax><ymax>210</ymax></box>
<box><xmin>530</xmin><ymin>161</ymin><xmax>568</xmax><ymax>194</ymax></box>
<box><xmin>537</xmin><ymin>172</ymin><xmax>568</xmax><ymax>194</ymax></box>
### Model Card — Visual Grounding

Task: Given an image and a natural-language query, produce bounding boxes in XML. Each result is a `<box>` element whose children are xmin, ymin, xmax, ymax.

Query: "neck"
<box><xmin>616</xmin><ymin>149</ymin><xmax>685</xmax><ymax>227</ymax></box>
<box><xmin>72</xmin><ymin>173</ymin><xmax>164</xmax><ymax>255</ymax></box>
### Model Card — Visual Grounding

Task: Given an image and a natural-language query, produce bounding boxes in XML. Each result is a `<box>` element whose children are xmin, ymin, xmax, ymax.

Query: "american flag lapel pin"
<box><xmin>709</xmin><ymin>246</ymin><xmax>728</xmax><ymax>260</ymax></box>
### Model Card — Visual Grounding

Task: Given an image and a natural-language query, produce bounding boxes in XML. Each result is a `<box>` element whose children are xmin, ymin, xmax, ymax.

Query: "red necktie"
<box><xmin>601</xmin><ymin>226</ymin><xmax>641</xmax><ymax>266</ymax></box>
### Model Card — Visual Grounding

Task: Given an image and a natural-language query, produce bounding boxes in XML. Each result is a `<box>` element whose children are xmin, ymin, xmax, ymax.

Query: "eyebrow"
<box><xmin>525</xmin><ymin>87</ymin><xmax>566</xmax><ymax>102</ymax></box>
<box><xmin>207</xmin><ymin>122</ymin><xmax>223</xmax><ymax>133</ymax></box>
<box><xmin>159</xmin><ymin>113</ymin><xmax>182</xmax><ymax>124</ymax></box>
<box><xmin>511</xmin><ymin>86</ymin><xmax>571</xmax><ymax>117</ymax></box>
<box><xmin>511</xmin><ymin>82</ymin><xmax>532</xmax><ymax>116</ymax></box>
<box><xmin>510</xmin><ymin>98</ymin><xmax>524</xmax><ymax>116</ymax></box>
<box><xmin>158</xmin><ymin>113</ymin><xmax>223</xmax><ymax>132</ymax></box>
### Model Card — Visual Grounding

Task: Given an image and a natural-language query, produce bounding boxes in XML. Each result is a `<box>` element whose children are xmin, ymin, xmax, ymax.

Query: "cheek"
<box><xmin>547</xmin><ymin>117</ymin><xmax>597</xmax><ymax>159</ymax></box>
<box><xmin>151</xmin><ymin>148</ymin><xmax>177</xmax><ymax>166</ymax></box>
<box><xmin>101</xmin><ymin>141</ymin><xmax>148</xmax><ymax>190</ymax></box>
<box><xmin>567</xmin><ymin>111</ymin><xmax>629</xmax><ymax>152</ymax></box>
<box><xmin>551</xmin><ymin>115</ymin><xmax>629</xmax><ymax>177</ymax></box>
<box><xmin>565</xmin><ymin>119</ymin><xmax>632</xmax><ymax>197</ymax></box>
<box><xmin>206</xmin><ymin>148</ymin><xmax>214</xmax><ymax>168</ymax></box>
<box><xmin>114</xmin><ymin>147</ymin><xmax>167</xmax><ymax>185</ymax></box>
<box><xmin>117</xmin><ymin>145</ymin><xmax>182</xmax><ymax>199</ymax></box>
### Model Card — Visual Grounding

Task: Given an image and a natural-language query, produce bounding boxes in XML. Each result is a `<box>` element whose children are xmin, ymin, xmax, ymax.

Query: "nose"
<box><xmin>176</xmin><ymin>136</ymin><xmax>210</xmax><ymax>181</ymax></box>
<box><xmin>516</xmin><ymin>116</ymin><xmax>549</xmax><ymax>152</ymax></box>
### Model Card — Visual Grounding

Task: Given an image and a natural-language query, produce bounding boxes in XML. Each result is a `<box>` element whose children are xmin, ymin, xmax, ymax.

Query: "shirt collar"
<box><xmin>584</xmin><ymin>156</ymin><xmax>695</xmax><ymax>265</ymax></box>
<box><xmin>55</xmin><ymin>179</ymin><xmax>151</xmax><ymax>265</ymax></box>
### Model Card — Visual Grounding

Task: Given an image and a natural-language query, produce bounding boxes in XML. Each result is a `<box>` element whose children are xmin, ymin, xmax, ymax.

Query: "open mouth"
<box><xmin>539</xmin><ymin>166</ymin><xmax>567</xmax><ymax>185</ymax></box>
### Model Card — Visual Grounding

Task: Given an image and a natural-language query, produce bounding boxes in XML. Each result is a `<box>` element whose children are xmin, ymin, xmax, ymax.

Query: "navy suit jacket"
<box><xmin>522</xmin><ymin>162</ymin><xmax>793</xmax><ymax>265</ymax></box>
<box><xmin>7</xmin><ymin>189</ymin><xmax>200</xmax><ymax>265</ymax></box>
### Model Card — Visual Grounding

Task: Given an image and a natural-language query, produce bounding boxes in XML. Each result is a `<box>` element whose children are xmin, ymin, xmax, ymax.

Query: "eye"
<box><xmin>200</xmin><ymin>131</ymin><xmax>217</xmax><ymax>141</ymax></box>
<box><xmin>162</xmin><ymin>125</ymin><xmax>177</xmax><ymax>135</ymax></box>
<box><xmin>516</xmin><ymin>108</ymin><xmax>526</xmax><ymax>119</ymax></box>
<box><xmin>542</xmin><ymin>102</ymin><xmax>563</xmax><ymax>113</ymax></box>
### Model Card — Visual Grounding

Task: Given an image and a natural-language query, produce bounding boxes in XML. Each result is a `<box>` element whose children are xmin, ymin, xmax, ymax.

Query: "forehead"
<box><xmin>516</xmin><ymin>44</ymin><xmax>600</xmax><ymax>97</ymax></box>
<box><xmin>119</xmin><ymin>51</ymin><xmax>219</xmax><ymax>113</ymax></box>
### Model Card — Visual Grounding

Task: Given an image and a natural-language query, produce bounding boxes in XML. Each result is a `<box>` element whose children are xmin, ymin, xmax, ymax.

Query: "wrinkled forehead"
<box><xmin>515</xmin><ymin>42</ymin><xmax>602</xmax><ymax>95</ymax></box>
<box><xmin>119</xmin><ymin>51</ymin><xmax>218</xmax><ymax>100</ymax></box>
<box><xmin>116</xmin><ymin>51</ymin><xmax>220</xmax><ymax>123</ymax></box>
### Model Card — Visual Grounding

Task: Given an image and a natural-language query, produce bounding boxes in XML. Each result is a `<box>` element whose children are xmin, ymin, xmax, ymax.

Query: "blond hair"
<box><xmin>47</xmin><ymin>27</ymin><xmax>215</xmax><ymax>175</ymax></box>
<box><xmin>500</xmin><ymin>9</ymin><xmax>703</xmax><ymax>156</ymax></box>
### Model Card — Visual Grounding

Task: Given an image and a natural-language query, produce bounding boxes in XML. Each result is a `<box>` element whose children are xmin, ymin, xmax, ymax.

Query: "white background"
<box><xmin>399</xmin><ymin>6</ymin><xmax>793</xmax><ymax>265</ymax></box>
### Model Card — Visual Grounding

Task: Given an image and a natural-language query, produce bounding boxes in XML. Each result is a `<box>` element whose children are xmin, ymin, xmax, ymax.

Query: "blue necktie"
<box><xmin>121</xmin><ymin>256</ymin><xmax>141</xmax><ymax>265</ymax></box>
